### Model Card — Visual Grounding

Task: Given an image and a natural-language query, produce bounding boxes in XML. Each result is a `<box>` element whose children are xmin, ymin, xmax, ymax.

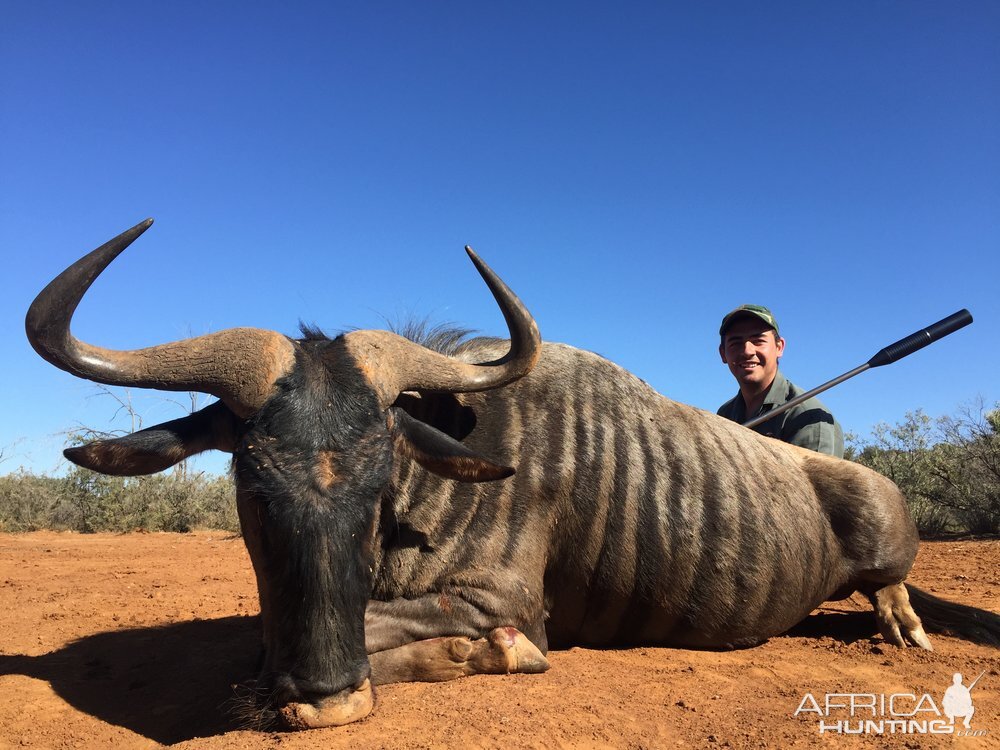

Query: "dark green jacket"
<box><xmin>717</xmin><ymin>370</ymin><xmax>845</xmax><ymax>458</ymax></box>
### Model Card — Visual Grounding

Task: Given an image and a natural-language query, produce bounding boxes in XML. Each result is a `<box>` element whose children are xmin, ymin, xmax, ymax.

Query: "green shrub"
<box><xmin>0</xmin><ymin>468</ymin><xmax>238</xmax><ymax>533</ymax></box>
<box><xmin>850</xmin><ymin>401</ymin><xmax>1000</xmax><ymax>536</ymax></box>
<box><xmin>0</xmin><ymin>471</ymin><xmax>68</xmax><ymax>532</ymax></box>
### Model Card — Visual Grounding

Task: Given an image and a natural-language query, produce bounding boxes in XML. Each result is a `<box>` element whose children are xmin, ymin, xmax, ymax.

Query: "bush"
<box><xmin>0</xmin><ymin>468</ymin><xmax>238</xmax><ymax>533</ymax></box>
<box><xmin>0</xmin><ymin>471</ymin><xmax>69</xmax><ymax>532</ymax></box>
<box><xmin>850</xmin><ymin>400</ymin><xmax>1000</xmax><ymax>536</ymax></box>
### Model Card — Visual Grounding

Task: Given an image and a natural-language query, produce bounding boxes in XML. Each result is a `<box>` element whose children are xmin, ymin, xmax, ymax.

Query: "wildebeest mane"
<box><xmin>298</xmin><ymin>322</ymin><xmax>331</xmax><ymax>342</ymax></box>
<box><xmin>298</xmin><ymin>319</ymin><xmax>495</xmax><ymax>357</ymax></box>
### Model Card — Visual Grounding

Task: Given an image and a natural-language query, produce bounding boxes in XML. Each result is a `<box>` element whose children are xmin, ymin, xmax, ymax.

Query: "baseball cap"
<box><xmin>719</xmin><ymin>304</ymin><xmax>779</xmax><ymax>336</ymax></box>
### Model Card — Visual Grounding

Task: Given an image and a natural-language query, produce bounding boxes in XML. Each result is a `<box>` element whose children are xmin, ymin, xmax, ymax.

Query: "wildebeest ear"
<box><xmin>392</xmin><ymin>392</ymin><xmax>477</xmax><ymax>441</ymax></box>
<box><xmin>388</xmin><ymin>407</ymin><xmax>514</xmax><ymax>483</ymax></box>
<box><xmin>64</xmin><ymin>401</ymin><xmax>241</xmax><ymax>476</ymax></box>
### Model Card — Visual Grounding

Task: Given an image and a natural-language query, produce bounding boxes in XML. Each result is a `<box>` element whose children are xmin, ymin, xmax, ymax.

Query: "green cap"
<box><xmin>719</xmin><ymin>304</ymin><xmax>779</xmax><ymax>336</ymax></box>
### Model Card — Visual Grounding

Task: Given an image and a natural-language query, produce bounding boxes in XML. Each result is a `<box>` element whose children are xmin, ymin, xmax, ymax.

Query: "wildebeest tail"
<box><xmin>906</xmin><ymin>584</ymin><xmax>1000</xmax><ymax>647</ymax></box>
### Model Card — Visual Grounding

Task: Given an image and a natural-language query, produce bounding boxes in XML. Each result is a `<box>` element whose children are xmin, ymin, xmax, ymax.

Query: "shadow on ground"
<box><xmin>0</xmin><ymin>608</ymin><xmax>884</xmax><ymax>744</ymax></box>
<box><xmin>0</xmin><ymin>616</ymin><xmax>260</xmax><ymax>745</ymax></box>
<box><xmin>784</xmin><ymin>609</ymin><xmax>878</xmax><ymax>643</ymax></box>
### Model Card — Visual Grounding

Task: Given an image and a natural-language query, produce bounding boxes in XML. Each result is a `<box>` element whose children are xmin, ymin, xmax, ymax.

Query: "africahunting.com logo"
<box><xmin>793</xmin><ymin>670</ymin><xmax>989</xmax><ymax>737</ymax></box>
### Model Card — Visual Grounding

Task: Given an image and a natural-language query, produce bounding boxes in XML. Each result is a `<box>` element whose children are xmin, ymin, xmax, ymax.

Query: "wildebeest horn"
<box><xmin>25</xmin><ymin>219</ymin><xmax>296</xmax><ymax>418</ymax></box>
<box><xmin>346</xmin><ymin>246</ymin><xmax>542</xmax><ymax>407</ymax></box>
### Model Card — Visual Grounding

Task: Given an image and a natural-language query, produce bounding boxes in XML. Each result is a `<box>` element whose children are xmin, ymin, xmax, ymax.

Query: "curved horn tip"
<box><xmin>111</xmin><ymin>217</ymin><xmax>155</xmax><ymax>249</ymax></box>
<box><xmin>464</xmin><ymin>245</ymin><xmax>491</xmax><ymax>275</ymax></box>
<box><xmin>113</xmin><ymin>217</ymin><xmax>155</xmax><ymax>245</ymax></box>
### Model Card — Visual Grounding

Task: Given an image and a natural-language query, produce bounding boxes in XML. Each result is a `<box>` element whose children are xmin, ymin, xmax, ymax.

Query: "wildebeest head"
<box><xmin>25</xmin><ymin>219</ymin><xmax>541</xmax><ymax>728</ymax></box>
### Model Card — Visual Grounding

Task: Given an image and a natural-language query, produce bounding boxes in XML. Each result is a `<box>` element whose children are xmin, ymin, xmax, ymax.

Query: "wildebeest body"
<box><xmin>29</xmin><ymin>219</ymin><xmax>997</xmax><ymax>731</ymax></box>
<box><xmin>367</xmin><ymin>338</ymin><xmax>916</xmax><ymax>653</ymax></box>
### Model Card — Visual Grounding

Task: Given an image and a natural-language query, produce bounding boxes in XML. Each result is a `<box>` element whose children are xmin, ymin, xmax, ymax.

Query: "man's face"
<box><xmin>719</xmin><ymin>318</ymin><xmax>785</xmax><ymax>391</ymax></box>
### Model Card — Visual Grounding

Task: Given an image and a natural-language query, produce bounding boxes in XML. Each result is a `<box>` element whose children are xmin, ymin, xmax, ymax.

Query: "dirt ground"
<box><xmin>0</xmin><ymin>532</ymin><xmax>997</xmax><ymax>749</ymax></box>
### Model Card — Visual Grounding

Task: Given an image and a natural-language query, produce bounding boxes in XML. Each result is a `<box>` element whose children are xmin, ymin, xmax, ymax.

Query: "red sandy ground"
<box><xmin>0</xmin><ymin>532</ymin><xmax>997</xmax><ymax>749</ymax></box>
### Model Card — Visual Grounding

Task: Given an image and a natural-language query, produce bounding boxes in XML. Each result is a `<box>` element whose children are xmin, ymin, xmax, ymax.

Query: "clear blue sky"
<box><xmin>2</xmin><ymin>2</ymin><xmax>997</xmax><ymax>476</ymax></box>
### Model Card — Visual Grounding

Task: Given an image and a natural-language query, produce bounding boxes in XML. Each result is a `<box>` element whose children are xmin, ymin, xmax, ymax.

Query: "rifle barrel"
<box><xmin>741</xmin><ymin>309</ymin><xmax>973</xmax><ymax>430</ymax></box>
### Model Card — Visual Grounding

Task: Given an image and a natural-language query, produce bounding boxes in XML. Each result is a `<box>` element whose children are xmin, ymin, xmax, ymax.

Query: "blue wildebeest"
<box><xmin>27</xmin><ymin>220</ymin><xmax>999</xmax><ymax>729</ymax></box>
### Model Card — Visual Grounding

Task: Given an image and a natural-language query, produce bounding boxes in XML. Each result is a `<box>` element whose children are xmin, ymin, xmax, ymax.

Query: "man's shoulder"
<box><xmin>781</xmin><ymin>375</ymin><xmax>835</xmax><ymax>418</ymax></box>
<box><xmin>774</xmin><ymin>372</ymin><xmax>845</xmax><ymax>458</ymax></box>
<box><xmin>717</xmin><ymin>393</ymin><xmax>743</xmax><ymax>419</ymax></box>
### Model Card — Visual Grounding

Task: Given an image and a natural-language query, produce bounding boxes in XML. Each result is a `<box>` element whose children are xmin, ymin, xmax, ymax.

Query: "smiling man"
<box><xmin>717</xmin><ymin>304</ymin><xmax>844</xmax><ymax>458</ymax></box>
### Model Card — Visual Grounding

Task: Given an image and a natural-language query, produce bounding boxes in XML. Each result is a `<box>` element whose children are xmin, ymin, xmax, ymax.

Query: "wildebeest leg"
<box><xmin>865</xmin><ymin>582</ymin><xmax>933</xmax><ymax>650</ymax></box>
<box><xmin>366</xmin><ymin>590</ymin><xmax>547</xmax><ymax>654</ymax></box>
<box><xmin>368</xmin><ymin>627</ymin><xmax>549</xmax><ymax>685</ymax></box>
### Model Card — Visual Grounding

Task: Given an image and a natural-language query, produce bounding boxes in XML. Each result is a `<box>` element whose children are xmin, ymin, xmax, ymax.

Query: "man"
<box><xmin>717</xmin><ymin>304</ymin><xmax>844</xmax><ymax>458</ymax></box>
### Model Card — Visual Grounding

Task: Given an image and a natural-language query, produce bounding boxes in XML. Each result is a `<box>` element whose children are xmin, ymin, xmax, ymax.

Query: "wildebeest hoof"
<box><xmin>870</xmin><ymin>583</ymin><xmax>934</xmax><ymax>651</ymax></box>
<box><xmin>278</xmin><ymin>678</ymin><xmax>373</xmax><ymax>729</ymax></box>
<box><xmin>487</xmin><ymin>627</ymin><xmax>550</xmax><ymax>673</ymax></box>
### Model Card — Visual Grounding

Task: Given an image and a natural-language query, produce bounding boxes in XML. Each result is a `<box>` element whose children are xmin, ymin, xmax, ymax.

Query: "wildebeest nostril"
<box><xmin>261</xmin><ymin>672</ymin><xmax>303</xmax><ymax>707</ymax></box>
